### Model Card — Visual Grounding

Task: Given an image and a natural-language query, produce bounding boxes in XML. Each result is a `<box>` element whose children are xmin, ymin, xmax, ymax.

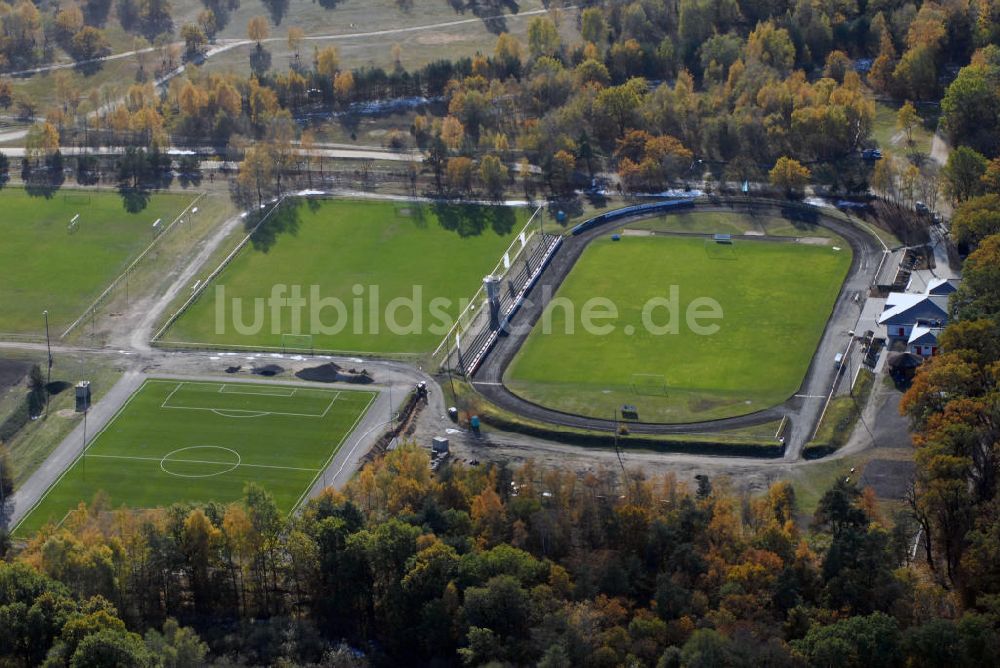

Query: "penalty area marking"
<box><xmin>159</xmin><ymin>382</ymin><xmax>339</xmax><ymax>418</ymax></box>
<box><xmin>210</xmin><ymin>409</ymin><xmax>271</xmax><ymax>418</ymax></box>
<box><xmin>218</xmin><ymin>384</ymin><xmax>298</xmax><ymax>397</ymax></box>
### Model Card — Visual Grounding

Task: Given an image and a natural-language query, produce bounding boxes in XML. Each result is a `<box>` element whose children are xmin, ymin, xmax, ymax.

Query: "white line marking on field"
<box><xmin>159</xmin><ymin>381</ymin><xmax>337</xmax><ymax>417</ymax></box>
<box><xmin>13</xmin><ymin>379</ymin><xmax>365</xmax><ymax>534</ymax></box>
<box><xmin>160</xmin><ymin>382</ymin><xmax>184</xmax><ymax>409</ymax></box>
<box><xmin>794</xmin><ymin>394</ymin><xmax>827</xmax><ymax>399</ymax></box>
<box><xmin>162</xmin><ymin>404</ymin><xmax>329</xmax><ymax>418</ymax></box>
<box><xmin>54</xmin><ymin>509</ymin><xmax>75</xmax><ymax>530</ymax></box>
<box><xmin>211</xmin><ymin>409</ymin><xmax>271</xmax><ymax>418</ymax></box>
<box><xmin>319</xmin><ymin>391</ymin><xmax>341</xmax><ymax>417</ymax></box>
<box><xmin>218</xmin><ymin>385</ymin><xmax>297</xmax><ymax>398</ymax></box>
<box><xmin>86</xmin><ymin>453</ymin><xmax>320</xmax><ymax>472</ymax></box>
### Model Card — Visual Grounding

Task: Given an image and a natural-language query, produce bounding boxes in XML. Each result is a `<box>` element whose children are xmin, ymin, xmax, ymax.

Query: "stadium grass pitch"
<box><xmin>0</xmin><ymin>188</ymin><xmax>197</xmax><ymax>335</ymax></box>
<box><xmin>13</xmin><ymin>379</ymin><xmax>376</xmax><ymax>537</ymax></box>
<box><xmin>504</xmin><ymin>234</ymin><xmax>852</xmax><ymax>423</ymax></box>
<box><xmin>164</xmin><ymin>198</ymin><xmax>529</xmax><ymax>355</ymax></box>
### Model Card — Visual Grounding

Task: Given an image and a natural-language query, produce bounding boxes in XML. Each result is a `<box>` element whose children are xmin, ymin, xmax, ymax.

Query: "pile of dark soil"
<box><xmin>296</xmin><ymin>363</ymin><xmax>374</xmax><ymax>385</ymax></box>
<box><xmin>296</xmin><ymin>362</ymin><xmax>341</xmax><ymax>383</ymax></box>
<box><xmin>46</xmin><ymin>380</ymin><xmax>72</xmax><ymax>395</ymax></box>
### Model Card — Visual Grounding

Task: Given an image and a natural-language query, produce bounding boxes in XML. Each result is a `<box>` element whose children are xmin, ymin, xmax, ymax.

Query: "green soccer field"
<box><xmin>164</xmin><ymin>198</ymin><xmax>530</xmax><ymax>355</ymax></box>
<box><xmin>0</xmin><ymin>188</ymin><xmax>198</xmax><ymax>336</ymax></box>
<box><xmin>504</xmin><ymin>234</ymin><xmax>852</xmax><ymax>423</ymax></box>
<box><xmin>13</xmin><ymin>380</ymin><xmax>376</xmax><ymax>538</ymax></box>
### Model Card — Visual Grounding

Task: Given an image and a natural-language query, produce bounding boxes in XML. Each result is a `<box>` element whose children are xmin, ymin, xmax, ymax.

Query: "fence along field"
<box><xmin>0</xmin><ymin>188</ymin><xmax>199</xmax><ymax>338</ymax></box>
<box><xmin>13</xmin><ymin>380</ymin><xmax>376</xmax><ymax>537</ymax></box>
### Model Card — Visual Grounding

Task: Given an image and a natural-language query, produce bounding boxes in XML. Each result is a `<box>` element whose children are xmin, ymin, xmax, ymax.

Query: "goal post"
<box><xmin>704</xmin><ymin>236</ymin><xmax>738</xmax><ymax>260</ymax></box>
<box><xmin>280</xmin><ymin>333</ymin><xmax>314</xmax><ymax>353</ymax></box>
<box><xmin>630</xmin><ymin>373</ymin><xmax>668</xmax><ymax>397</ymax></box>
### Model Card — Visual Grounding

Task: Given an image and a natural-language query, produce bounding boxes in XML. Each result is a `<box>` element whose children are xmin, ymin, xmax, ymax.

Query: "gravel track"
<box><xmin>471</xmin><ymin>199</ymin><xmax>885</xmax><ymax>460</ymax></box>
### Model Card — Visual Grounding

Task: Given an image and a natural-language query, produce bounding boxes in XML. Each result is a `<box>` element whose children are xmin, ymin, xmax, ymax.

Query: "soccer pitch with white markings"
<box><xmin>13</xmin><ymin>379</ymin><xmax>376</xmax><ymax>537</ymax></box>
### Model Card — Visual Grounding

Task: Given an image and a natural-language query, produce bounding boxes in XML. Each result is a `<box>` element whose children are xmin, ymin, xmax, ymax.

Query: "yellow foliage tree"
<box><xmin>247</xmin><ymin>16</ymin><xmax>270</xmax><ymax>45</ymax></box>
<box><xmin>769</xmin><ymin>156</ymin><xmax>811</xmax><ymax>193</ymax></box>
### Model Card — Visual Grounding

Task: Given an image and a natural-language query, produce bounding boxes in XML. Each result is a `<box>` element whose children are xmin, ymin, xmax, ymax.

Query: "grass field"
<box><xmin>872</xmin><ymin>98</ymin><xmax>938</xmax><ymax>156</ymax></box>
<box><xmin>623</xmin><ymin>210</ymin><xmax>841</xmax><ymax>239</ymax></box>
<box><xmin>0</xmin><ymin>188</ymin><xmax>197</xmax><ymax>336</ymax></box>
<box><xmin>14</xmin><ymin>379</ymin><xmax>376</xmax><ymax>537</ymax></box>
<box><xmin>164</xmin><ymin>198</ymin><xmax>529</xmax><ymax>355</ymax></box>
<box><xmin>505</xmin><ymin>234</ymin><xmax>852</xmax><ymax>423</ymax></box>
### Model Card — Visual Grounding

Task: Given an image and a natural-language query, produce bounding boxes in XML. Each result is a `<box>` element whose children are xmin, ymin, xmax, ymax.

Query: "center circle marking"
<box><xmin>159</xmin><ymin>445</ymin><xmax>242</xmax><ymax>478</ymax></box>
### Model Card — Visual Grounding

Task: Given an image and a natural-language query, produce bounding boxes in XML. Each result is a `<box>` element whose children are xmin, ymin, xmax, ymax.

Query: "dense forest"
<box><xmin>3</xmin><ymin>0</ymin><xmax>1000</xmax><ymax>200</ymax></box>
<box><xmin>0</xmin><ymin>429</ymin><xmax>996</xmax><ymax>666</ymax></box>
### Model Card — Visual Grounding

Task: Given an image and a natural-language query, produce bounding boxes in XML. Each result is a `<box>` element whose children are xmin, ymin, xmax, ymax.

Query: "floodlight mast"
<box><xmin>82</xmin><ymin>404</ymin><xmax>87</xmax><ymax>481</ymax></box>
<box><xmin>44</xmin><ymin>310</ymin><xmax>52</xmax><ymax>418</ymax></box>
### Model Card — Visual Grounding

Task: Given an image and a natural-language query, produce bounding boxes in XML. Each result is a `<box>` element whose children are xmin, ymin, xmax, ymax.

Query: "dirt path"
<box><xmin>117</xmin><ymin>209</ymin><xmax>246</xmax><ymax>352</ymax></box>
<box><xmin>2</xmin><ymin>6</ymin><xmax>570</xmax><ymax>78</ymax></box>
<box><xmin>930</xmin><ymin>131</ymin><xmax>950</xmax><ymax>167</ymax></box>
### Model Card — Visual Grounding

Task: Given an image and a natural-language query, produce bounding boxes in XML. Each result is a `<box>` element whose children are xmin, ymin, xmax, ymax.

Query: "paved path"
<box><xmin>471</xmin><ymin>199</ymin><xmax>885</xmax><ymax>460</ymax></box>
<box><xmin>3</xmin><ymin>368</ymin><xmax>143</xmax><ymax>531</ymax></box>
<box><xmin>0</xmin><ymin>145</ymin><xmax>422</xmax><ymax>163</ymax></box>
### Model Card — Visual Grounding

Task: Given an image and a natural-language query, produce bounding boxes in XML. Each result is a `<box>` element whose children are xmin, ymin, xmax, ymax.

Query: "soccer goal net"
<box><xmin>281</xmin><ymin>333</ymin><xmax>314</xmax><ymax>353</ymax></box>
<box><xmin>631</xmin><ymin>373</ymin><xmax>668</xmax><ymax>397</ymax></box>
<box><xmin>704</xmin><ymin>236</ymin><xmax>738</xmax><ymax>260</ymax></box>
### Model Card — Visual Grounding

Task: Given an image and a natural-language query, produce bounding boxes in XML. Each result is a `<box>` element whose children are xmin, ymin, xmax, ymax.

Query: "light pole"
<box><xmin>43</xmin><ymin>310</ymin><xmax>52</xmax><ymax>417</ymax></box>
<box><xmin>82</xmin><ymin>405</ymin><xmax>88</xmax><ymax>481</ymax></box>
